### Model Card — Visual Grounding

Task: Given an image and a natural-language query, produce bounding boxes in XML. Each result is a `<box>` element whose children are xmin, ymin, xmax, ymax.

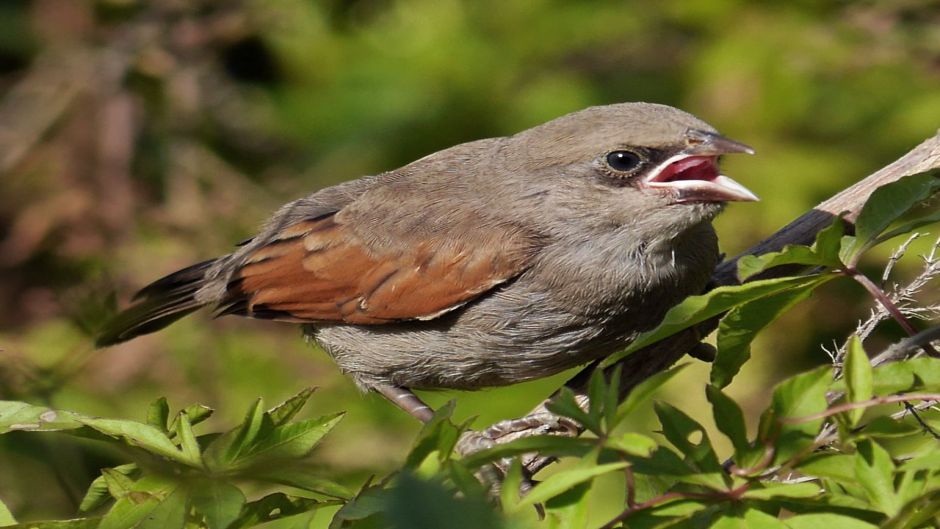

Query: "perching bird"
<box><xmin>97</xmin><ymin>102</ymin><xmax>756</xmax><ymax>422</ymax></box>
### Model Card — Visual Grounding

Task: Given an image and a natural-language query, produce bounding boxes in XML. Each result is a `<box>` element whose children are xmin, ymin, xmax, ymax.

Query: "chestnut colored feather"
<box><xmin>220</xmin><ymin>214</ymin><xmax>535</xmax><ymax>324</ymax></box>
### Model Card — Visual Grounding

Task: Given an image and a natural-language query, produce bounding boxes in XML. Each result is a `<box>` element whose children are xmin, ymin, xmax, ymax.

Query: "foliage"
<box><xmin>1</xmin><ymin>169</ymin><xmax>939</xmax><ymax>528</ymax></box>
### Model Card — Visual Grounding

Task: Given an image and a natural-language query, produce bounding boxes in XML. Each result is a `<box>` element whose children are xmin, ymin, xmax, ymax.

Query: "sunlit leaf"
<box><xmin>518</xmin><ymin>461</ymin><xmax>628</xmax><ymax>508</ymax></box>
<box><xmin>843</xmin><ymin>336</ymin><xmax>873</xmax><ymax>427</ymax></box>
<box><xmin>706</xmin><ymin>386</ymin><xmax>750</xmax><ymax>460</ymax></box>
<box><xmin>713</xmin><ymin>277</ymin><xmax>824</xmax><ymax>388</ymax></box>
<box><xmin>760</xmin><ymin>365</ymin><xmax>831</xmax><ymax>464</ymax></box>
<box><xmin>604</xmin><ymin>275</ymin><xmax>831</xmax><ymax>367</ymax></box>
<box><xmin>736</xmin><ymin>218</ymin><xmax>845</xmax><ymax>281</ymax></box>
<box><xmin>784</xmin><ymin>513</ymin><xmax>878</xmax><ymax>529</ymax></box>
<box><xmin>0</xmin><ymin>497</ymin><xmax>15</xmax><ymax>527</ymax></box>
<box><xmin>616</xmin><ymin>364</ymin><xmax>687</xmax><ymax>421</ymax></box>
<box><xmin>854</xmin><ymin>439</ymin><xmax>900</xmax><ymax>516</ymax></box>
<box><xmin>743</xmin><ymin>482</ymin><xmax>821</xmax><ymax>500</ymax></box>
<box><xmin>604</xmin><ymin>432</ymin><xmax>657</xmax><ymax>457</ymax></box>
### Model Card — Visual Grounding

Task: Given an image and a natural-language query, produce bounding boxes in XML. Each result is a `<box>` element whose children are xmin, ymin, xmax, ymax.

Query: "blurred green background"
<box><xmin>1</xmin><ymin>0</ymin><xmax>938</xmax><ymax>524</ymax></box>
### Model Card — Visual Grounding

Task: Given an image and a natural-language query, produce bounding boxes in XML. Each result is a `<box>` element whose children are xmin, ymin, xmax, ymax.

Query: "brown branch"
<box><xmin>482</xmin><ymin>131</ymin><xmax>940</xmax><ymax>476</ymax></box>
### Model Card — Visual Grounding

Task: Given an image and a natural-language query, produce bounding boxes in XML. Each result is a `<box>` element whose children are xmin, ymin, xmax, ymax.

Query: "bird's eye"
<box><xmin>605</xmin><ymin>151</ymin><xmax>642</xmax><ymax>173</ymax></box>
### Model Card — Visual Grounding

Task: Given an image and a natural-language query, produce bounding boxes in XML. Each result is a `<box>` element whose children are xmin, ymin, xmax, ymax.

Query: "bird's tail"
<box><xmin>95</xmin><ymin>259</ymin><xmax>218</xmax><ymax>347</ymax></box>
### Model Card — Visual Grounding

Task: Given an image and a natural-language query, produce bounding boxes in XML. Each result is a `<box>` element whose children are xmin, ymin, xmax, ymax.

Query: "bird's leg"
<box><xmin>374</xmin><ymin>384</ymin><xmax>435</xmax><ymax>423</ymax></box>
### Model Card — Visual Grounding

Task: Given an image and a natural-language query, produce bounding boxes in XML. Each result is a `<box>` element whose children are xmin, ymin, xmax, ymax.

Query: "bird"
<box><xmin>96</xmin><ymin>102</ymin><xmax>757</xmax><ymax>422</ymax></box>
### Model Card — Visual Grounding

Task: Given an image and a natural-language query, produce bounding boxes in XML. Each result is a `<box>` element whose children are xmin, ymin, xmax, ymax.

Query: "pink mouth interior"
<box><xmin>651</xmin><ymin>156</ymin><xmax>719</xmax><ymax>183</ymax></box>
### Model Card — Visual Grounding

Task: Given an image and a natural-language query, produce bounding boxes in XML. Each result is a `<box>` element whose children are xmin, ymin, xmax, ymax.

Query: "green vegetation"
<box><xmin>1</xmin><ymin>1</ymin><xmax>939</xmax><ymax>527</ymax></box>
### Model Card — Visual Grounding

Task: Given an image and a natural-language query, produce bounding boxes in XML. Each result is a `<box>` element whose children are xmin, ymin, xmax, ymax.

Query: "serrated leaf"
<box><xmin>706</xmin><ymin>386</ymin><xmax>749</xmax><ymax>460</ymax></box>
<box><xmin>190</xmin><ymin>481</ymin><xmax>246</xmax><ymax>529</ymax></box>
<box><xmin>518</xmin><ymin>461</ymin><xmax>628</xmax><ymax>508</ymax></box>
<box><xmin>0</xmin><ymin>401</ymin><xmax>83</xmax><ymax>433</ymax></box>
<box><xmin>204</xmin><ymin>398</ymin><xmax>267</xmax><ymax>470</ymax></box>
<box><xmin>713</xmin><ymin>278</ymin><xmax>823</xmax><ymax>388</ymax></box>
<box><xmin>146</xmin><ymin>398</ymin><xmax>170</xmax><ymax>433</ymax></box>
<box><xmin>268</xmin><ymin>388</ymin><xmax>317</xmax><ymax>427</ymax></box>
<box><xmin>854</xmin><ymin>439</ymin><xmax>901</xmax><ymax>516</ymax></box>
<box><xmin>843</xmin><ymin>336</ymin><xmax>873</xmax><ymax>427</ymax></box>
<box><xmin>603</xmin><ymin>275</ymin><xmax>831</xmax><ymax>367</ymax></box>
<box><xmin>0</xmin><ymin>497</ymin><xmax>15</xmax><ymax>527</ymax></box>
<box><xmin>236</xmin><ymin>412</ymin><xmax>344</xmax><ymax>468</ymax></box>
<box><xmin>784</xmin><ymin>513</ymin><xmax>878</xmax><ymax>529</ymax></box>
<box><xmin>654</xmin><ymin>402</ymin><xmax>724</xmax><ymax>475</ymax></box>
<box><xmin>79</xmin><ymin>464</ymin><xmax>138</xmax><ymax>513</ymax></box>
<box><xmin>616</xmin><ymin>364</ymin><xmax>686</xmax><ymax>421</ymax></box>
<box><xmin>167</xmin><ymin>404</ymin><xmax>213</xmax><ymax>434</ymax></box>
<box><xmin>841</xmin><ymin>171</ymin><xmax>940</xmax><ymax>264</ymax></box>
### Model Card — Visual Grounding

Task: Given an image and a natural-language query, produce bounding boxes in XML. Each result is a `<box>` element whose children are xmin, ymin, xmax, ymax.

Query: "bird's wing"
<box><xmin>216</xmin><ymin>212</ymin><xmax>538</xmax><ymax>324</ymax></box>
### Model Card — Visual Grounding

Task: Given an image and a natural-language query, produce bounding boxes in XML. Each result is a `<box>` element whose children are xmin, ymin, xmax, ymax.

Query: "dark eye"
<box><xmin>605</xmin><ymin>151</ymin><xmax>642</xmax><ymax>172</ymax></box>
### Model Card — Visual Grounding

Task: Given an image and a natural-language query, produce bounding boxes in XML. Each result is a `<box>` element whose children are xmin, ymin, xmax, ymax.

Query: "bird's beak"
<box><xmin>641</xmin><ymin>129</ymin><xmax>758</xmax><ymax>203</ymax></box>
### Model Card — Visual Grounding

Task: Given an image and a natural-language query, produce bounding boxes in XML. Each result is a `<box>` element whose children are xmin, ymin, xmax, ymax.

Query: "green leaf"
<box><xmin>545</xmin><ymin>481</ymin><xmax>591</xmax><ymax>529</ymax></box>
<box><xmin>250</xmin><ymin>468</ymin><xmax>353</xmax><ymax>499</ymax></box>
<box><xmin>97</xmin><ymin>475</ymin><xmax>178</xmax><ymax>529</ymax></box>
<box><xmin>146</xmin><ymin>398</ymin><xmax>170</xmax><ymax>434</ymax></box>
<box><xmin>234</xmin><ymin>493</ymin><xmax>323</xmax><ymax>529</ymax></box>
<box><xmin>461</xmin><ymin>435</ymin><xmax>594</xmax><ymax>468</ymax></box>
<box><xmin>706</xmin><ymin>386</ymin><xmax>749</xmax><ymax>460</ymax></box>
<box><xmin>784</xmin><ymin>513</ymin><xmax>878</xmax><ymax>529</ymax></box>
<box><xmin>518</xmin><ymin>461</ymin><xmax>628</xmax><ymax>508</ymax></box>
<box><xmin>713</xmin><ymin>509</ymin><xmax>789</xmax><ymax>529</ymax></box>
<box><xmin>268</xmin><ymin>387</ymin><xmax>316</xmax><ymax>427</ymax></box>
<box><xmin>237</xmin><ymin>412</ymin><xmax>344</xmax><ymax>468</ymax></box>
<box><xmin>0</xmin><ymin>401</ymin><xmax>82</xmax><ymax>433</ymax></box>
<box><xmin>76</xmin><ymin>417</ymin><xmax>196</xmax><ymax>466</ymax></box>
<box><xmin>604</xmin><ymin>432</ymin><xmax>658</xmax><ymax>457</ymax></box>
<box><xmin>79</xmin><ymin>464</ymin><xmax>138</xmax><ymax>513</ymax></box>
<box><xmin>736</xmin><ymin>218</ymin><xmax>845</xmax><ymax>282</ymax></box>
<box><xmin>135</xmin><ymin>487</ymin><xmax>187</xmax><ymax>529</ymax></box>
<box><xmin>604</xmin><ymin>275</ymin><xmax>832</xmax><ymax>367</ymax></box>
<box><xmin>761</xmin><ymin>365</ymin><xmax>831</xmax><ymax>464</ymax></box>
<box><xmin>843</xmin><ymin>336</ymin><xmax>873</xmax><ymax>427</ymax></box>
<box><xmin>546</xmin><ymin>387</ymin><xmax>595</xmax><ymax>434</ymax></box>
<box><xmin>499</xmin><ymin>458</ymin><xmax>524</xmax><ymax>513</ymax></box>
<box><xmin>881</xmin><ymin>488</ymin><xmax>940</xmax><ymax>529</ymax></box>
<box><xmin>190</xmin><ymin>481</ymin><xmax>246</xmax><ymax>529</ymax></box>
<box><xmin>101</xmin><ymin>468</ymin><xmax>136</xmax><ymax>500</ymax></box>
<box><xmin>386</xmin><ymin>473</ymin><xmax>502</xmax><ymax>529</ymax></box>
<box><xmin>404</xmin><ymin>401</ymin><xmax>459</xmax><ymax>469</ymax></box>
<box><xmin>4</xmin><ymin>518</ymin><xmax>103</xmax><ymax>529</ymax></box>
<box><xmin>204</xmin><ymin>398</ymin><xmax>267</xmax><ymax>470</ymax></box>
<box><xmin>175</xmin><ymin>412</ymin><xmax>202</xmax><ymax>466</ymax></box>
<box><xmin>654</xmin><ymin>402</ymin><xmax>724</xmax><ymax>475</ymax></box>
<box><xmin>167</xmin><ymin>403</ymin><xmax>213</xmax><ymax>434</ymax></box>
<box><xmin>0</xmin><ymin>497</ymin><xmax>15</xmax><ymax>527</ymax></box>
<box><xmin>616</xmin><ymin>364</ymin><xmax>687</xmax><ymax>421</ymax></box>
<box><xmin>796</xmin><ymin>454</ymin><xmax>856</xmax><ymax>485</ymax></box>
<box><xmin>743</xmin><ymin>482</ymin><xmax>821</xmax><ymax>500</ymax></box>
<box><xmin>713</xmin><ymin>278</ymin><xmax>822</xmax><ymax>388</ymax></box>
<box><xmin>854</xmin><ymin>439</ymin><xmax>901</xmax><ymax>516</ymax></box>
<box><xmin>628</xmin><ymin>446</ymin><xmax>726</xmax><ymax>489</ymax></box>
<box><xmin>875</xmin><ymin>209</ymin><xmax>940</xmax><ymax>245</ymax></box>
<box><xmin>840</xmin><ymin>171</ymin><xmax>940</xmax><ymax>263</ymax></box>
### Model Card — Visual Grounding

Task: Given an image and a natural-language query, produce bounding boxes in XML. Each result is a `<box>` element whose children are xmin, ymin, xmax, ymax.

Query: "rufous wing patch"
<box><xmin>219</xmin><ymin>214</ymin><xmax>533</xmax><ymax>324</ymax></box>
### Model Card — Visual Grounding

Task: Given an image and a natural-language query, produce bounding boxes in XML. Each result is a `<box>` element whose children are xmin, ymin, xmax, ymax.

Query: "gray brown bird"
<box><xmin>97</xmin><ymin>102</ymin><xmax>756</xmax><ymax>421</ymax></box>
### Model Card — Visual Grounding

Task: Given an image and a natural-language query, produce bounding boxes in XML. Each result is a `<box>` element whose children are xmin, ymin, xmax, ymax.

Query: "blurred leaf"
<box><xmin>743</xmin><ymin>482</ymin><xmax>821</xmax><ymax>500</ymax></box>
<box><xmin>854</xmin><ymin>439</ymin><xmax>900</xmax><ymax>516</ymax></box>
<box><xmin>4</xmin><ymin>519</ymin><xmax>103</xmax><ymax>529</ymax></box>
<box><xmin>135</xmin><ymin>487</ymin><xmax>187</xmax><ymax>529</ymax></box>
<box><xmin>545</xmin><ymin>481</ymin><xmax>591</xmax><ymax>529</ymax></box>
<box><xmin>713</xmin><ymin>509</ymin><xmax>790</xmax><ymax>529</ymax></box>
<box><xmin>461</xmin><ymin>435</ymin><xmax>593</xmax><ymax>468</ymax></box>
<box><xmin>796</xmin><ymin>454</ymin><xmax>856</xmax><ymax>485</ymax></box>
<box><xmin>386</xmin><ymin>473</ymin><xmax>501</xmax><ymax>529</ymax></box>
<box><xmin>706</xmin><ymin>386</ymin><xmax>750</xmax><ymax>461</ymax></box>
<box><xmin>843</xmin><ymin>336</ymin><xmax>873</xmax><ymax>427</ymax></box>
<box><xmin>0</xmin><ymin>497</ymin><xmax>14</xmax><ymax>527</ymax></box>
<box><xmin>736</xmin><ymin>218</ymin><xmax>845</xmax><ymax>281</ymax></box>
<box><xmin>329</xmin><ymin>481</ymin><xmax>388</xmax><ymax>529</ymax></box>
<box><xmin>97</xmin><ymin>475</ymin><xmax>178</xmax><ymax>529</ymax></box>
<box><xmin>604</xmin><ymin>432</ymin><xmax>657</xmax><ymax>457</ymax></box>
<box><xmin>101</xmin><ymin>468</ymin><xmax>135</xmax><ymax>500</ymax></box>
<box><xmin>404</xmin><ymin>401</ymin><xmax>458</xmax><ymax>470</ymax></box>
<box><xmin>145</xmin><ymin>398</ymin><xmax>169</xmax><ymax>434</ymax></box>
<box><xmin>881</xmin><ymin>489</ymin><xmax>940</xmax><ymax>529</ymax></box>
<box><xmin>79</xmin><ymin>464</ymin><xmax>138</xmax><ymax>513</ymax></box>
<box><xmin>234</xmin><ymin>492</ymin><xmax>323</xmax><ymax>529</ymax></box>
<box><xmin>546</xmin><ymin>387</ymin><xmax>595</xmax><ymax>434</ymax></box>
<box><xmin>0</xmin><ymin>401</ymin><xmax>82</xmax><ymax>433</ymax></box>
<box><xmin>840</xmin><ymin>171</ymin><xmax>940</xmax><ymax>264</ymax></box>
<box><xmin>499</xmin><ymin>459</ymin><xmax>524</xmax><ymax>513</ymax></box>
<box><xmin>616</xmin><ymin>364</ymin><xmax>687</xmax><ymax>421</ymax></box>
<box><xmin>189</xmin><ymin>481</ymin><xmax>246</xmax><ymax>529</ymax></box>
<box><xmin>604</xmin><ymin>275</ymin><xmax>831</xmax><ymax>366</ymax></box>
<box><xmin>713</xmin><ymin>278</ymin><xmax>823</xmax><ymax>388</ymax></box>
<box><xmin>874</xmin><ymin>209</ymin><xmax>940</xmax><ymax>244</ymax></box>
<box><xmin>250</xmin><ymin>468</ymin><xmax>352</xmax><ymax>499</ymax></box>
<box><xmin>784</xmin><ymin>513</ymin><xmax>878</xmax><ymax>529</ymax></box>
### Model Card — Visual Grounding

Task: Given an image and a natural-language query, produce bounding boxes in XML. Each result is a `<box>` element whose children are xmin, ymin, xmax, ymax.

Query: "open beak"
<box><xmin>641</xmin><ymin>129</ymin><xmax>758</xmax><ymax>203</ymax></box>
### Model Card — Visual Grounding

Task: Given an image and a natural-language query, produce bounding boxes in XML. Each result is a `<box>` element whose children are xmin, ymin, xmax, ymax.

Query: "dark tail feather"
<box><xmin>96</xmin><ymin>259</ymin><xmax>217</xmax><ymax>347</ymax></box>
